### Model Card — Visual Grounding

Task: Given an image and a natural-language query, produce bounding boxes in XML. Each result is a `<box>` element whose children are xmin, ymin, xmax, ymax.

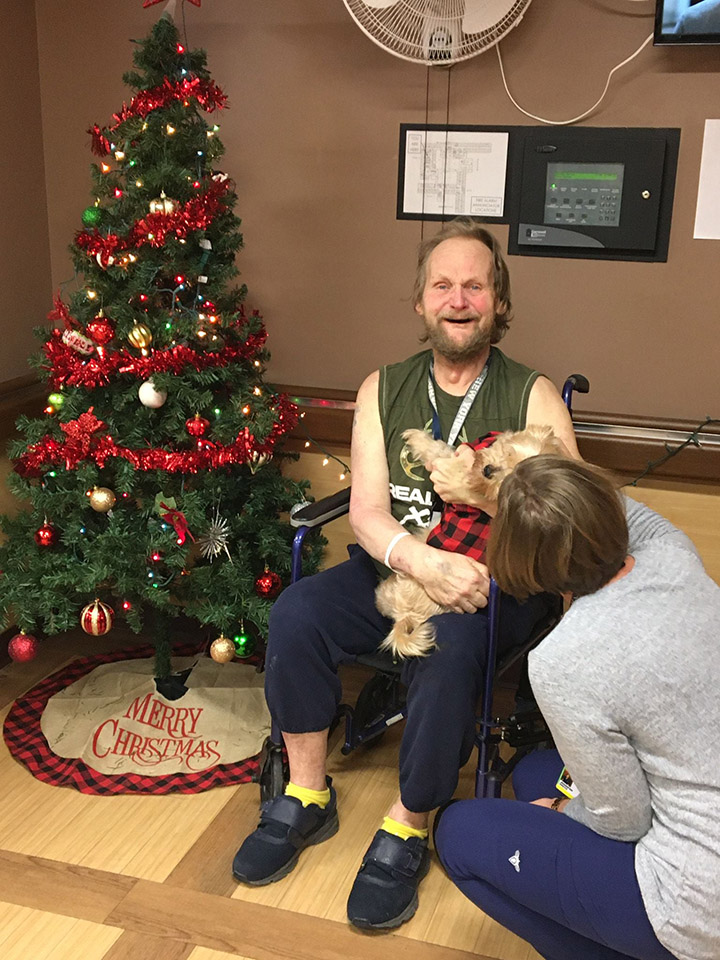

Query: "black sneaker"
<box><xmin>346</xmin><ymin>829</ymin><xmax>430</xmax><ymax>930</ymax></box>
<box><xmin>232</xmin><ymin>778</ymin><xmax>338</xmax><ymax>886</ymax></box>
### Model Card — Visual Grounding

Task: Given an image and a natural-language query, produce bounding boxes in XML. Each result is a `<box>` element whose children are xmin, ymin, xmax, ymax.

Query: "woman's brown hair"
<box><xmin>487</xmin><ymin>456</ymin><xmax>628</xmax><ymax>601</ymax></box>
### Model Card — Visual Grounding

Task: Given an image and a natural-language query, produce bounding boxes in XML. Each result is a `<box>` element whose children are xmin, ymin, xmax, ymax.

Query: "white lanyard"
<box><xmin>427</xmin><ymin>355</ymin><xmax>490</xmax><ymax>446</ymax></box>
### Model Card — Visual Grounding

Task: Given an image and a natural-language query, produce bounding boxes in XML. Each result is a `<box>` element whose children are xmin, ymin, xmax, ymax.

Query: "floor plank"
<box><xmin>102</xmin><ymin>931</ymin><xmax>195</xmax><ymax>960</ymax></box>
<box><xmin>0</xmin><ymin>901</ymin><xmax>122</xmax><ymax>960</ymax></box>
<box><xmin>165</xmin><ymin>783</ymin><xmax>255</xmax><ymax>897</ymax></box>
<box><xmin>108</xmin><ymin>879</ymin><xmax>499</xmax><ymax>960</ymax></box>
<box><xmin>0</xmin><ymin>849</ymin><xmax>136</xmax><ymax>923</ymax></box>
<box><xmin>187</xmin><ymin>949</ymin><xmax>256</xmax><ymax>960</ymax></box>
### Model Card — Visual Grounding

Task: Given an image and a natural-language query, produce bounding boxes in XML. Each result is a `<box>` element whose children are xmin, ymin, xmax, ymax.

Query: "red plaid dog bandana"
<box><xmin>425</xmin><ymin>432</ymin><xmax>499</xmax><ymax>562</ymax></box>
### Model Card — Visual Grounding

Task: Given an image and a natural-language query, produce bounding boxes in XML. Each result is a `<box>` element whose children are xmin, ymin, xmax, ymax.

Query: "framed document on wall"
<box><xmin>397</xmin><ymin>124</ymin><xmax>512</xmax><ymax>222</ymax></box>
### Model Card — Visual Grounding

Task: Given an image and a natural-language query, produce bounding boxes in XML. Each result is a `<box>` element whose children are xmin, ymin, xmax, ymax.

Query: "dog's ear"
<box><xmin>525</xmin><ymin>424</ymin><xmax>554</xmax><ymax>443</ymax></box>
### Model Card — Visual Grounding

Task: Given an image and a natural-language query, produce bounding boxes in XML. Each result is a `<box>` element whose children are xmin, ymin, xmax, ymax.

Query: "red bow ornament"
<box><xmin>159</xmin><ymin>502</ymin><xmax>195</xmax><ymax>545</ymax></box>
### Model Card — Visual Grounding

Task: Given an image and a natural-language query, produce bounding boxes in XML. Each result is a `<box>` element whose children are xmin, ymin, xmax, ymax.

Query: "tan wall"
<box><xmin>19</xmin><ymin>0</ymin><xmax>720</xmax><ymax>422</ymax></box>
<box><xmin>1</xmin><ymin>0</ymin><xmax>52</xmax><ymax>385</ymax></box>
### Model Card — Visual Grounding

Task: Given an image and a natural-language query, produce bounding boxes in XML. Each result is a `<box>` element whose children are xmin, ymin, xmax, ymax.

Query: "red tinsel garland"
<box><xmin>74</xmin><ymin>179</ymin><xmax>230</xmax><ymax>262</ymax></box>
<box><xmin>88</xmin><ymin>77</ymin><xmax>226</xmax><ymax>156</ymax></box>
<box><xmin>14</xmin><ymin>398</ymin><xmax>298</xmax><ymax>477</ymax></box>
<box><xmin>43</xmin><ymin>326</ymin><xmax>267</xmax><ymax>388</ymax></box>
<box><xmin>88</xmin><ymin>124</ymin><xmax>112</xmax><ymax>158</ymax></box>
<box><xmin>47</xmin><ymin>294</ymin><xmax>79</xmax><ymax>331</ymax></box>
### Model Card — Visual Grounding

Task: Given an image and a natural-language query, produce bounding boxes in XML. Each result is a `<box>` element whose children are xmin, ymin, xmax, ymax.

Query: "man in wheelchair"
<box><xmin>232</xmin><ymin>217</ymin><xmax>581</xmax><ymax>930</ymax></box>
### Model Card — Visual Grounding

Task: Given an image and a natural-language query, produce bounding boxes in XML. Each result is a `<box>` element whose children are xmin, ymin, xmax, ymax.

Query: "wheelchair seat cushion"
<box><xmin>232</xmin><ymin>777</ymin><xmax>338</xmax><ymax>885</ymax></box>
<box><xmin>347</xmin><ymin>828</ymin><xmax>430</xmax><ymax>929</ymax></box>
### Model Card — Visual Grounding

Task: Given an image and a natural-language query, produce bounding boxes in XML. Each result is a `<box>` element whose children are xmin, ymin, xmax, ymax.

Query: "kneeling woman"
<box><xmin>434</xmin><ymin>457</ymin><xmax>720</xmax><ymax>960</ymax></box>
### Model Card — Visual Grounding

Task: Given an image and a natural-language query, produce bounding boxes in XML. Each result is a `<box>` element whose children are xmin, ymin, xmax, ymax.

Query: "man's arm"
<box><xmin>348</xmin><ymin>371</ymin><xmax>489</xmax><ymax>613</ymax></box>
<box><xmin>525</xmin><ymin>375</ymin><xmax>581</xmax><ymax>459</ymax></box>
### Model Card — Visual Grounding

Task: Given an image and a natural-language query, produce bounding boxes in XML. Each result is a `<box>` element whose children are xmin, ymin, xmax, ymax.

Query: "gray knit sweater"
<box><xmin>529</xmin><ymin>497</ymin><xmax>720</xmax><ymax>960</ymax></box>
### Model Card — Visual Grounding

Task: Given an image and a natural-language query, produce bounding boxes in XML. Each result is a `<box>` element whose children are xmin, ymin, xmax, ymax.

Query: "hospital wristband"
<box><xmin>384</xmin><ymin>530</ymin><xmax>411</xmax><ymax>571</ymax></box>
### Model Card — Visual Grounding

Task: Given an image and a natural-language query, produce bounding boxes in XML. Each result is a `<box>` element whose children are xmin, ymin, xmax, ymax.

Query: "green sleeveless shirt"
<box><xmin>378</xmin><ymin>347</ymin><xmax>539</xmax><ymax>534</ymax></box>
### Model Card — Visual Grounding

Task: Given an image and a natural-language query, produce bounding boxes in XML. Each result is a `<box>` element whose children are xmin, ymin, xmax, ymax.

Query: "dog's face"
<box><xmin>468</xmin><ymin>425</ymin><xmax>564</xmax><ymax>500</ymax></box>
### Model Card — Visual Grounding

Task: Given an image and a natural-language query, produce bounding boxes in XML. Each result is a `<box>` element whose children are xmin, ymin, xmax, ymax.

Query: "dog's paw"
<box><xmin>401</xmin><ymin>428</ymin><xmax>452</xmax><ymax>464</ymax></box>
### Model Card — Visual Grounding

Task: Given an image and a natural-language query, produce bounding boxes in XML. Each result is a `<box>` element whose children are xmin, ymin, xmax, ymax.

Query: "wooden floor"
<box><xmin>0</xmin><ymin>627</ymin><xmax>538</xmax><ymax>960</ymax></box>
<box><xmin>1</xmin><ymin>447</ymin><xmax>719</xmax><ymax>960</ymax></box>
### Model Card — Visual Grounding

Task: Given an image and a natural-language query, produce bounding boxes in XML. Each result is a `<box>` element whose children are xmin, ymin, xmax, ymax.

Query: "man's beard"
<box><xmin>422</xmin><ymin>316</ymin><xmax>494</xmax><ymax>363</ymax></box>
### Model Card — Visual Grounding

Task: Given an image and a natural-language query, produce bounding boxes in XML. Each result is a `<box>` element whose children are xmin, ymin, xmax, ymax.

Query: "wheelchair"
<box><xmin>254</xmin><ymin>373</ymin><xmax>590</xmax><ymax>803</ymax></box>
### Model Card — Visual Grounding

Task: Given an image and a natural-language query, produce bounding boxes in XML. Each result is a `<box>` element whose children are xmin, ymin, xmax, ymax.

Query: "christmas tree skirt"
<box><xmin>3</xmin><ymin>645</ymin><xmax>270</xmax><ymax>794</ymax></box>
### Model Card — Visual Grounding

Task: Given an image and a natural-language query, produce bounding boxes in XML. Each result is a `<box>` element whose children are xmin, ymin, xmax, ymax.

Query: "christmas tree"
<box><xmin>0</xmin><ymin>11</ymin><xmax>323</xmax><ymax>675</ymax></box>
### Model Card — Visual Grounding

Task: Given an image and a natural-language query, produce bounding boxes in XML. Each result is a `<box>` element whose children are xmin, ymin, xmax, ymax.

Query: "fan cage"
<box><xmin>343</xmin><ymin>0</ymin><xmax>533</xmax><ymax>65</ymax></box>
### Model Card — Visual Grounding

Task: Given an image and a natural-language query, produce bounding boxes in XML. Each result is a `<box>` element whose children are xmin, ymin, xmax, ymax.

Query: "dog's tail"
<box><xmin>379</xmin><ymin>619</ymin><xmax>437</xmax><ymax>659</ymax></box>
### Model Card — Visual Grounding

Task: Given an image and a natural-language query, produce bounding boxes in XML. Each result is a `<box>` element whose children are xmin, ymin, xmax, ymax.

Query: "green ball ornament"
<box><xmin>82</xmin><ymin>206</ymin><xmax>103</xmax><ymax>228</ymax></box>
<box><xmin>47</xmin><ymin>392</ymin><xmax>65</xmax><ymax>408</ymax></box>
<box><xmin>232</xmin><ymin>620</ymin><xmax>259</xmax><ymax>658</ymax></box>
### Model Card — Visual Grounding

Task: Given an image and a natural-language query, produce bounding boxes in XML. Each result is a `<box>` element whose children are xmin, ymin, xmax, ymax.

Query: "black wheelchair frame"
<box><xmin>254</xmin><ymin>374</ymin><xmax>589</xmax><ymax>803</ymax></box>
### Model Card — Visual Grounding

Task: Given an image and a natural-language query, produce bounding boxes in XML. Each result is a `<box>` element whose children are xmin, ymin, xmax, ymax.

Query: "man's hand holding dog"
<box><xmin>416</xmin><ymin>549</ymin><xmax>490</xmax><ymax>613</ymax></box>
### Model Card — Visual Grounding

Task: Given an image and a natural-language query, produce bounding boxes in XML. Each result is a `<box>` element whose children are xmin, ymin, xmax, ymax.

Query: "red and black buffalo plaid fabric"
<box><xmin>425</xmin><ymin>432</ymin><xmax>499</xmax><ymax>562</ymax></box>
<box><xmin>3</xmin><ymin>642</ymin><xmax>261</xmax><ymax>795</ymax></box>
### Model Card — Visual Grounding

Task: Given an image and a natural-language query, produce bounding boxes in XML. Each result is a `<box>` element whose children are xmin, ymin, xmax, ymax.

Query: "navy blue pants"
<box><xmin>265</xmin><ymin>544</ymin><xmax>552</xmax><ymax>812</ymax></box>
<box><xmin>435</xmin><ymin>749</ymin><xmax>677</xmax><ymax>960</ymax></box>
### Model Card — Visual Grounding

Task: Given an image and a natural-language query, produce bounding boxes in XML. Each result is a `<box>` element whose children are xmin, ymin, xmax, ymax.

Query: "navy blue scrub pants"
<box><xmin>264</xmin><ymin>544</ymin><xmax>552</xmax><ymax>813</ymax></box>
<box><xmin>434</xmin><ymin>749</ymin><xmax>677</xmax><ymax>960</ymax></box>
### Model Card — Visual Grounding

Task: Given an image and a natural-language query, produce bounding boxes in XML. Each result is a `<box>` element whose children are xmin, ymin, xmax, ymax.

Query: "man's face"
<box><xmin>416</xmin><ymin>237</ymin><xmax>504</xmax><ymax>363</ymax></box>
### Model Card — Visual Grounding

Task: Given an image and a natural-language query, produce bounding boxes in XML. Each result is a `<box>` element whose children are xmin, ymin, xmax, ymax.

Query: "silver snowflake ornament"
<box><xmin>197</xmin><ymin>509</ymin><xmax>232</xmax><ymax>562</ymax></box>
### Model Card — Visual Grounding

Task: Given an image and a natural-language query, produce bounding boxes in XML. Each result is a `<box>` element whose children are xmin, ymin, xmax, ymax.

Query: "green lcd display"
<box><xmin>545</xmin><ymin>162</ymin><xmax>624</xmax><ymax>228</ymax></box>
<box><xmin>554</xmin><ymin>171</ymin><xmax>619</xmax><ymax>181</ymax></box>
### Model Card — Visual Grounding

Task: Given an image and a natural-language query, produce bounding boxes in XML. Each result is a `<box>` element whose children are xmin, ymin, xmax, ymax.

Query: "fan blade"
<box><xmin>463</xmin><ymin>0</ymin><xmax>516</xmax><ymax>34</ymax></box>
<box><xmin>362</xmin><ymin>0</ymin><xmax>398</xmax><ymax>8</ymax></box>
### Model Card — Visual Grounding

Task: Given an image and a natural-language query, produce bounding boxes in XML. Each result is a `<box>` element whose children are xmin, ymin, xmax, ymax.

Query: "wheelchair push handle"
<box><xmin>562</xmin><ymin>373</ymin><xmax>590</xmax><ymax>416</ymax></box>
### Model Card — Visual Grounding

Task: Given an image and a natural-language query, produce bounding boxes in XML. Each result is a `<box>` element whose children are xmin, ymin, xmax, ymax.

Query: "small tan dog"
<box><xmin>375</xmin><ymin>425</ymin><xmax>564</xmax><ymax>659</ymax></box>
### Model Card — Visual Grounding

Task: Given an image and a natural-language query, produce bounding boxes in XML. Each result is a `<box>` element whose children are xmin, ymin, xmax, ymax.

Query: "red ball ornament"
<box><xmin>254</xmin><ymin>568</ymin><xmax>282</xmax><ymax>599</ymax></box>
<box><xmin>8</xmin><ymin>632</ymin><xmax>39</xmax><ymax>662</ymax></box>
<box><xmin>34</xmin><ymin>521</ymin><xmax>58</xmax><ymax>547</ymax></box>
<box><xmin>80</xmin><ymin>599</ymin><xmax>114</xmax><ymax>636</ymax></box>
<box><xmin>186</xmin><ymin>413</ymin><xmax>210</xmax><ymax>437</ymax></box>
<box><xmin>86</xmin><ymin>314</ymin><xmax>115</xmax><ymax>345</ymax></box>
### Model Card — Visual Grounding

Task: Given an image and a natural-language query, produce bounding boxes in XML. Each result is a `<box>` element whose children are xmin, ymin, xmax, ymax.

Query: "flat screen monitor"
<box><xmin>655</xmin><ymin>0</ymin><xmax>720</xmax><ymax>44</ymax></box>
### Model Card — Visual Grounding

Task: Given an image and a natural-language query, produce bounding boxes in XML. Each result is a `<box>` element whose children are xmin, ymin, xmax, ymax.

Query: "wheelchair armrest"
<box><xmin>290</xmin><ymin>487</ymin><xmax>351</xmax><ymax>529</ymax></box>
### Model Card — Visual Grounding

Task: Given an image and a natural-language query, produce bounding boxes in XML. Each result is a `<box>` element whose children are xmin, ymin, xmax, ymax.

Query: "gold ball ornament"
<box><xmin>88</xmin><ymin>486</ymin><xmax>116</xmax><ymax>513</ymax></box>
<box><xmin>210</xmin><ymin>635</ymin><xmax>236</xmax><ymax>663</ymax></box>
<box><xmin>128</xmin><ymin>322</ymin><xmax>153</xmax><ymax>351</ymax></box>
<box><xmin>148</xmin><ymin>191</ymin><xmax>177</xmax><ymax>215</ymax></box>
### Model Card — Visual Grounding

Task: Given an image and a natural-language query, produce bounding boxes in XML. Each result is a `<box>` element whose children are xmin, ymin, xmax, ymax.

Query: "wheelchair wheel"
<box><xmin>352</xmin><ymin>672</ymin><xmax>404</xmax><ymax>748</ymax></box>
<box><xmin>256</xmin><ymin>738</ymin><xmax>288</xmax><ymax>803</ymax></box>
